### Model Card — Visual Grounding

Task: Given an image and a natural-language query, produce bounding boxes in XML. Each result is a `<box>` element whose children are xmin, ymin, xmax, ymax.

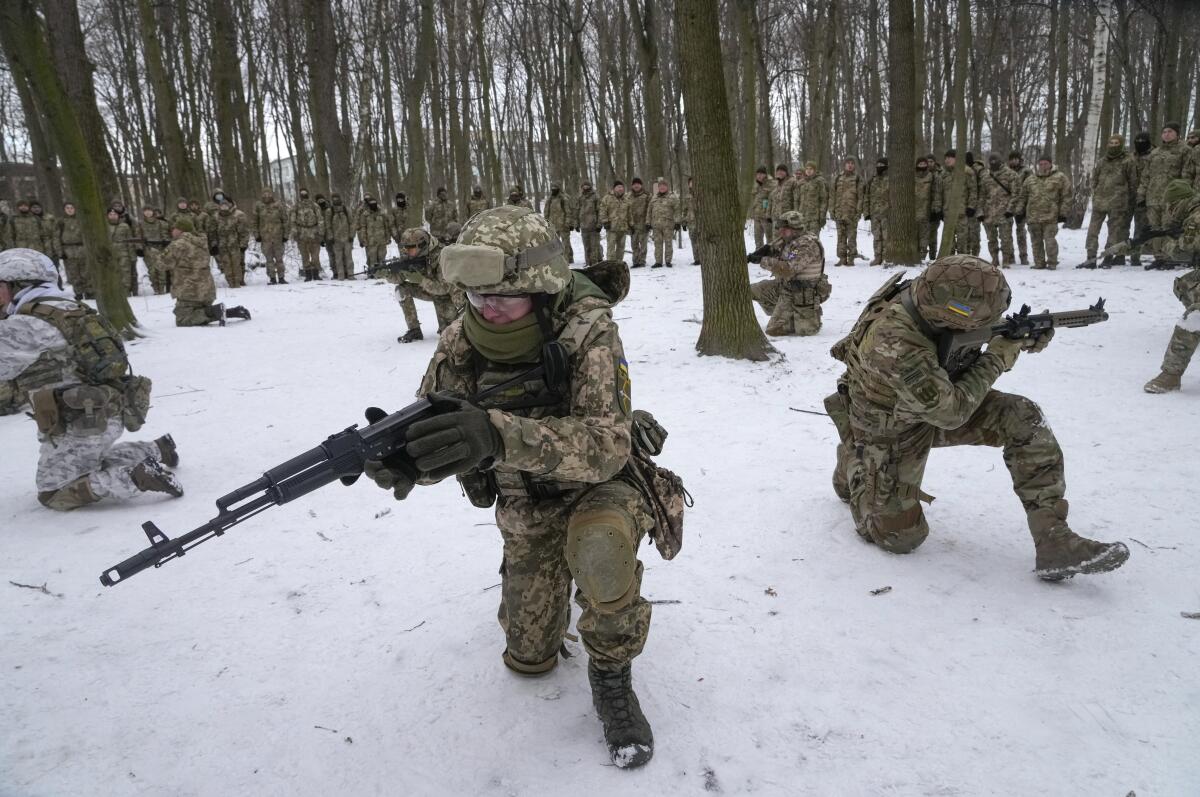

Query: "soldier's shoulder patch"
<box><xmin>900</xmin><ymin>360</ymin><xmax>941</xmax><ymax>407</ymax></box>
<box><xmin>615</xmin><ymin>356</ymin><xmax>632</xmax><ymax>416</ymax></box>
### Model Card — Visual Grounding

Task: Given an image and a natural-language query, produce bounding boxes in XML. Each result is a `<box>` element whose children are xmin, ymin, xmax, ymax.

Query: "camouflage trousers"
<box><xmin>1027</xmin><ymin>222</ymin><xmax>1060</xmax><ymax>269</ymax></box>
<box><xmin>174</xmin><ymin>300</ymin><xmax>218</xmax><ymax>327</ymax></box>
<box><xmin>1085</xmin><ymin>209</ymin><xmax>1130</xmax><ymax>259</ymax></box>
<box><xmin>397</xmin><ymin>283</ymin><xmax>462</xmax><ymax>332</ymax></box>
<box><xmin>36</xmin><ymin>417</ymin><xmax>160</xmax><ymax>511</ymax></box>
<box><xmin>801</xmin><ymin>215</ymin><xmax>823</xmax><ymax>237</ymax></box>
<box><xmin>216</xmin><ymin>249</ymin><xmax>245</xmax><ymax>287</ymax></box>
<box><xmin>870</xmin><ymin>217</ymin><xmax>888</xmax><ymax>263</ymax></box>
<box><xmin>966</xmin><ymin>215</ymin><xmax>981</xmax><ymax>255</ymax></box>
<box><xmin>631</xmin><ymin>228</ymin><xmax>648</xmax><ymax>267</ymax></box>
<box><xmin>581</xmin><ymin>228</ymin><xmax>602</xmax><ymax>266</ymax></box>
<box><xmin>296</xmin><ymin>235</ymin><xmax>322</xmax><ymax>272</ymax></box>
<box><xmin>1011</xmin><ymin>216</ymin><xmax>1030</xmax><ymax>263</ymax></box>
<box><xmin>1129</xmin><ymin>207</ymin><xmax>1149</xmax><ymax>263</ymax></box>
<box><xmin>835</xmin><ymin>220</ymin><xmax>857</xmax><ymax>262</ymax></box>
<box><xmin>144</xmin><ymin>247</ymin><xmax>169</xmax><ymax>294</ymax></box>
<box><xmin>117</xmin><ymin>255</ymin><xmax>135</xmax><ymax>296</ymax></box>
<box><xmin>651</xmin><ymin>226</ymin><xmax>675</xmax><ymax>266</ymax></box>
<box><xmin>1159</xmin><ymin>269</ymin><xmax>1200</xmax><ymax>376</ymax></box>
<box><xmin>61</xmin><ymin>245</ymin><xmax>89</xmax><ymax>296</ymax></box>
<box><xmin>1146</xmin><ymin>206</ymin><xmax>1171</xmax><ymax>259</ymax></box>
<box><xmin>261</xmin><ymin>237</ymin><xmax>286</xmax><ymax>281</ymax></box>
<box><xmin>605</xmin><ymin>230</ymin><xmax>628</xmax><ymax>263</ymax></box>
<box><xmin>753</xmin><ymin>218</ymin><xmax>772</xmax><ymax>248</ymax></box>
<box><xmin>917</xmin><ymin>219</ymin><xmax>932</xmax><ymax>258</ymax></box>
<box><xmin>949</xmin><ymin>215</ymin><xmax>974</xmax><ymax>256</ymax></box>
<box><xmin>751</xmin><ymin>278</ymin><xmax>822</xmax><ymax>336</ymax></box>
<box><xmin>495</xmin><ymin>480</ymin><xmax>654</xmax><ymax>672</ymax></box>
<box><xmin>330</xmin><ymin>241</ymin><xmax>353</xmax><ymax>279</ymax></box>
<box><xmin>556</xmin><ymin>227</ymin><xmax>574</xmax><ymax>264</ymax></box>
<box><xmin>982</xmin><ymin>218</ymin><xmax>1015</xmax><ymax>266</ymax></box>
<box><xmin>828</xmin><ymin>388</ymin><xmax>1069</xmax><ymax>553</ymax></box>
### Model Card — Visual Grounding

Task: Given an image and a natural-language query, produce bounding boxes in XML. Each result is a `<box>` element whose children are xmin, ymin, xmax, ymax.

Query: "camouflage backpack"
<box><xmin>829</xmin><ymin>271</ymin><xmax>909</xmax><ymax>364</ymax></box>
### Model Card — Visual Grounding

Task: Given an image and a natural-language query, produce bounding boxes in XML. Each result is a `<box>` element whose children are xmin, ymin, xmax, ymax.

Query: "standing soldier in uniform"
<box><xmin>160</xmin><ymin>217</ymin><xmax>250</xmax><ymax>327</ymax></box>
<box><xmin>253</xmin><ymin>188</ymin><xmax>290</xmax><ymax>285</ymax></box>
<box><xmin>1018</xmin><ymin>154</ymin><xmax>1072</xmax><ymax>270</ymax></box>
<box><xmin>467</xmin><ymin>186</ymin><xmax>490</xmax><ymax>217</ymax></box>
<box><xmin>926</xmin><ymin>153</ymin><xmax>944</xmax><ymax>258</ymax></box>
<box><xmin>363</xmin><ymin>206</ymin><xmax>665</xmax><ymax>767</ymax></box>
<box><xmin>507</xmin><ymin>184</ymin><xmax>534</xmax><ymax>209</ymax></box>
<box><xmin>0</xmin><ymin>249</ymin><xmax>183</xmax><ymax>509</ymax></box>
<box><xmin>626</xmin><ymin>178</ymin><xmax>651</xmax><ymax>269</ymax></box>
<box><xmin>290</xmin><ymin>188</ymin><xmax>324</xmax><ymax>281</ymax></box>
<box><xmin>978</xmin><ymin>152</ymin><xmax>1019</xmax><ymax>268</ymax></box>
<box><xmin>914</xmin><ymin>156</ymin><xmax>939</xmax><ymax>259</ymax></box>
<box><xmin>108</xmin><ymin>207</ymin><xmax>138</xmax><ymax>296</ymax></box>
<box><xmin>425</xmin><ymin>187</ymin><xmax>458</xmax><ymax>241</ymax></box>
<box><xmin>137</xmin><ymin>206</ymin><xmax>172</xmax><ymax>294</ymax></box>
<box><xmin>864</xmin><ymin>157</ymin><xmax>890</xmax><ymax>266</ymax></box>
<box><xmin>647</xmin><ymin>177</ymin><xmax>681</xmax><ymax>269</ymax></box>
<box><xmin>543</xmin><ymin>183</ymin><xmax>574</xmax><ymax>263</ymax></box>
<box><xmin>749</xmin><ymin>166</ymin><xmax>774</xmax><ymax>248</ymax></box>
<box><xmin>212</xmin><ymin>200</ymin><xmax>250</xmax><ymax>288</ymax></box>
<box><xmin>58</xmin><ymin>203</ymin><xmax>89</xmax><ymax>299</ymax></box>
<box><xmin>1086</xmin><ymin>135</ymin><xmax>1138</xmax><ymax>267</ymax></box>
<box><xmin>577</xmin><ymin>180</ymin><xmax>602</xmax><ymax>265</ymax></box>
<box><xmin>748</xmin><ymin>211</ymin><xmax>830</xmax><ymax>336</ymax></box>
<box><xmin>599</xmin><ymin>181</ymin><xmax>631</xmax><ymax>265</ymax></box>
<box><xmin>831</xmin><ymin>157</ymin><xmax>864</xmax><ymax>266</ymax></box>
<box><xmin>167</xmin><ymin>197</ymin><xmax>192</xmax><ymax>231</ymax></box>
<box><xmin>1184</xmin><ymin>129</ymin><xmax>1200</xmax><ymax>189</ymax></box>
<box><xmin>797</xmin><ymin>161</ymin><xmax>828</xmax><ymax>237</ymax></box>
<box><xmin>1008</xmin><ymin>150</ymin><xmax>1033</xmax><ymax>264</ymax></box>
<box><xmin>825</xmin><ymin>256</ymin><xmax>1129</xmax><ymax>580</ymax></box>
<box><xmin>942</xmin><ymin>150</ymin><xmax>978</xmax><ymax>255</ymax></box>
<box><xmin>1144</xmin><ymin>180</ymin><xmax>1200</xmax><ymax>393</ymax></box>
<box><xmin>769</xmin><ymin>163</ymin><xmax>796</xmax><ymax>233</ymax></box>
<box><xmin>325</xmin><ymin>194</ymin><xmax>355</xmax><ymax>279</ymax></box>
<box><xmin>357</xmin><ymin>195</ymin><xmax>393</xmax><ymax>276</ymax></box>
<box><xmin>391</xmin><ymin>227</ymin><xmax>463</xmax><ymax>343</ymax></box>
<box><xmin>964</xmin><ymin>153</ymin><xmax>985</xmax><ymax>255</ymax></box>
<box><xmin>28</xmin><ymin>201</ymin><xmax>57</xmax><ymax>263</ymax></box>
<box><xmin>1138</xmin><ymin>122</ymin><xmax>1190</xmax><ymax>268</ymax></box>
<box><xmin>9</xmin><ymin>199</ymin><xmax>45</xmax><ymax>252</ymax></box>
<box><xmin>186</xmin><ymin>199</ymin><xmax>210</xmax><ymax>250</ymax></box>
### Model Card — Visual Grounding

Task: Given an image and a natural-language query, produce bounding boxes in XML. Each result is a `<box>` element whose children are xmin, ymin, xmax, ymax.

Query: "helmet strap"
<box><xmin>532</xmin><ymin>294</ymin><xmax>570</xmax><ymax>395</ymax></box>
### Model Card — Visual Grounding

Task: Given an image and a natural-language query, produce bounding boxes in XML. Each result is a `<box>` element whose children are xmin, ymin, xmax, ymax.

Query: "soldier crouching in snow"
<box><xmin>0</xmin><ymin>248</ymin><xmax>183</xmax><ymax>510</ymax></box>
<box><xmin>748</xmin><ymin>211</ymin><xmax>831</xmax><ymax>336</ymax></box>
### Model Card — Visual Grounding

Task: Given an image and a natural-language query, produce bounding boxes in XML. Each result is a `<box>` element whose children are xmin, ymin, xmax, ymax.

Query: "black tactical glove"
<box><xmin>631</xmin><ymin>409</ymin><xmax>667</xmax><ymax>456</ymax></box>
<box><xmin>255</xmin><ymin>236</ymin><xmax>263</xmax><ymax>243</ymax></box>
<box><xmin>1023</xmin><ymin>326</ymin><xmax>1054</xmax><ymax>353</ymax></box>
<box><xmin>209</xmin><ymin>245</ymin><xmax>219</xmax><ymax>256</ymax></box>
<box><xmin>1057</xmin><ymin>216</ymin><xmax>1067</xmax><ymax>224</ymax></box>
<box><xmin>358</xmin><ymin>409</ymin><xmax>419</xmax><ymax>499</ymax></box>
<box><xmin>966</xmin><ymin>208</ymin><xmax>976</xmax><ymax>218</ymax></box>
<box><xmin>405</xmin><ymin>393</ymin><xmax>504</xmax><ymax>481</ymax></box>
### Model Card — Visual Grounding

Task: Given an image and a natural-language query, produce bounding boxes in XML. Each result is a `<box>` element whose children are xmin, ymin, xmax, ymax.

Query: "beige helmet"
<box><xmin>440</xmin><ymin>205</ymin><xmax>570</xmax><ymax>295</ymax></box>
<box><xmin>910</xmin><ymin>255</ymin><xmax>1011</xmax><ymax>331</ymax></box>
<box><xmin>399</xmin><ymin>227</ymin><xmax>432</xmax><ymax>252</ymax></box>
<box><xmin>776</xmin><ymin>211</ymin><xmax>804</xmax><ymax>232</ymax></box>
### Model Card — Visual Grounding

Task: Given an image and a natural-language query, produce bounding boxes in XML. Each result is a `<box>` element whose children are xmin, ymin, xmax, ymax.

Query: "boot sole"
<box><xmin>1036</xmin><ymin>542</ymin><xmax>1129</xmax><ymax>581</ymax></box>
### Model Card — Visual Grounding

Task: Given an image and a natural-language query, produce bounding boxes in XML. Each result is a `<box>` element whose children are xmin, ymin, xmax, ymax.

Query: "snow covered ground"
<box><xmin>2</xmin><ymin>222</ymin><xmax>1198</xmax><ymax>796</ymax></box>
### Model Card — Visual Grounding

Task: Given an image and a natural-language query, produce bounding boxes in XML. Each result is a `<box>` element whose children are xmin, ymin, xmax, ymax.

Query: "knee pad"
<box><xmin>867</xmin><ymin>504</ymin><xmax>929</xmax><ymax>553</ymax></box>
<box><xmin>37</xmin><ymin>475</ymin><xmax>100</xmax><ymax>511</ymax></box>
<box><xmin>566</xmin><ymin>506</ymin><xmax>637</xmax><ymax>609</ymax></box>
<box><xmin>502</xmin><ymin>649</ymin><xmax>559</xmax><ymax>677</ymax></box>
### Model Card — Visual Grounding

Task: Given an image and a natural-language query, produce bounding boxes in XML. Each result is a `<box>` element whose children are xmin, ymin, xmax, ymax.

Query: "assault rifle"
<box><xmin>746</xmin><ymin>243</ymin><xmax>773</xmax><ymax>264</ymax></box>
<box><xmin>357</xmin><ymin>255</ymin><xmax>428</xmax><ymax>279</ymax></box>
<box><xmin>939</xmin><ymin>299</ymin><xmax>1109</xmax><ymax>379</ymax></box>
<box><xmin>99</xmin><ymin>364</ymin><xmax>545</xmax><ymax>587</ymax></box>
<box><xmin>1074</xmin><ymin>226</ymin><xmax>1180</xmax><ymax>269</ymax></box>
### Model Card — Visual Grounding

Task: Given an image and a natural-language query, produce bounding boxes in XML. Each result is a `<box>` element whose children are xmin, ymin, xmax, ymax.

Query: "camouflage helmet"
<box><xmin>1163</xmin><ymin>178</ymin><xmax>1194</xmax><ymax>208</ymax></box>
<box><xmin>172</xmin><ymin>216</ymin><xmax>196</xmax><ymax>234</ymax></box>
<box><xmin>0</xmin><ymin>248</ymin><xmax>60</xmax><ymax>285</ymax></box>
<box><xmin>444</xmin><ymin>221</ymin><xmax>463</xmax><ymax>240</ymax></box>
<box><xmin>440</xmin><ymin>205</ymin><xmax>569</xmax><ymax>295</ymax></box>
<box><xmin>776</xmin><ymin>211</ymin><xmax>804</xmax><ymax>232</ymax></box>
<box><xmin>399</xmin><ymin>227</ymin><xmax>432</xmax><ymax>251</ymax></box>
<box><xmin>910</xmin><ymin>255</ymin><xmax>1011</xmax><ymax>331</ymax></box>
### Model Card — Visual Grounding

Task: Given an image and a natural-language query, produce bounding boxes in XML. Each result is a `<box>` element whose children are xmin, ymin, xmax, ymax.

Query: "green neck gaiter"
<box><xmin>463</xmin><ymin>305</ymin><xmax>545</xmax><ymax>364</ymax></box>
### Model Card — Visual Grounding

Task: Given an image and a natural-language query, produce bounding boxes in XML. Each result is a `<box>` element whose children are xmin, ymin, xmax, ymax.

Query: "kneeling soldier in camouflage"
<box><xmin>0</xmin><ymin>249</ymin><xmax>182</xmax><ymax>509</ymax></box>
<box><xmin>160</xmin><ymin>217</ymin><xmax>250</xmax><ymax>327</ymax></box>
<box><xmin>391</xmin><ymin>227</ymin><xmax>464</xmax><ymax>343</ymax></box>
<box><xmin>825</xmin><ymin>256</ymin><xmax>1129</xmax><ymax>580</ymax></box>
<box><xmin>363</xmin><ymin>206</ymin><xmax>666</xmax><ymax>767</ymax></box>
<box><xmin>748</xmin><ymin>211</ymin><xmax>831</xmax><ymax>336</ymax></box>
<box><xmin>1144</xmin><ymin>180</ymin><xmax>1200</xmax><ymax>393</ymax></box>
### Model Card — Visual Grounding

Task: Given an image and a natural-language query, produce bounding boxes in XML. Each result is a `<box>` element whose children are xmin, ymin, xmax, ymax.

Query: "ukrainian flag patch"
<box><xmin>616</xmin><ymin>357</ymin><xmax>632</xmax><ymax>415</ymax></box>
<box><xmin>946</xmin><ymin>300</ymin><xmax>973</xmax><ymax>317</ymax></box>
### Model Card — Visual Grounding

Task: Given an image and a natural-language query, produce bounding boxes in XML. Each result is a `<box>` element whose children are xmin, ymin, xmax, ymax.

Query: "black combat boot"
<box><xmin>269</xmin><ymin>277</ymin><xmax>277</xmax><ymax>285</ymax></box>
<box><xmin>278</xmin><ymin>275</ymin><xmax>289</xmax><ymax>284</ymax></box>
<box><xmin>205</xmin><ymin>303</ymin><xmax>227</xmax><ymax>327</ymax></box>
<box><xmin>131</xmin><ymin>457</ymin><xmax>184</xmax><ymax>498</ymax></box>
<box><xmin>225</xmin><ymin>306</ymin><xmax>252</xmax><ymax>321</ymax></box>
<box><xmin>588</xmin><ymin>661</ymin><xmax>653</xmax><ymax>769</ymax></box>
<box><xmin>651</xmin><ymin>262</ymin><xmax>663</xmax><ymax>269</ymax></box>
<box><xmin>398</xmin><ymin>327</ymin><xmax>424</xmax><ymax>344</ymax></box>
<box><xmin>155</xmin><ymin>434</ymin><xmax>179</xmax><ymax>467</ymax></box>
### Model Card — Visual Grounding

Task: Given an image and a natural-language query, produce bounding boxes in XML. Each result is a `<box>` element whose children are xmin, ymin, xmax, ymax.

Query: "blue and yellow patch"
<box><xmin>616</xmin><ymin>357</ymin><xmax>632</xmax><ymax>415</ymax></box>
<box><xmin>946</xmin><ymin>300</ymin><xmax>973</xmax><ymax>318</ymax></box>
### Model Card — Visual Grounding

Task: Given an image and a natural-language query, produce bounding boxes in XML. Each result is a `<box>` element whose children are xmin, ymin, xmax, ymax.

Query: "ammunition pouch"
<box><xmin>620</xmin><ymin>413</ymin><xmax>689</xmax><ymax>561</ymax></box>
<box><xmin>458</xmin><ymin>470</ymin><xmax>498</xmax><ymax>508</ymax></box>
<box><xmin>59</xmin><ymin>385</ymin><xmax>119</xmax><ymax>436</ymax></box>
<box><xmin>493</xmin><ymin>469</ymin><xmax>586</xmax><ymax>502</ymax></box>
<box><xmin>823</xmin><ymin>388</ymin><xmax>852</xmax><ymax>444</ymax></box>
<box><xmin>120</xmin><ymin>374</ymin><xmax>153</xmax><ymax>432</ymax></box>
<box><xmin>30</xmin><ymin>389</ymin><xmax>64</xmax><ymax>435</ymax></box>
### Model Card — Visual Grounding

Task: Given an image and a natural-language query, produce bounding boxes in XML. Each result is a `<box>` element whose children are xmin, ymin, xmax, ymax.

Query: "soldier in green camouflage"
<box><xmin>160</xmin><ymin>217</ymin><xmax>250</xmax><ymax>326</ymax></box>
<box><xmin>425</xmin><ymin>187</ymin><xmax>458</xmax><ymax>240</ymax></box>
<box><xmin>325</xmin><ymin>194</ymin><xmax>355</xmax><ymax>279</ymax></box>
<box><xmin>796</xmin><ymin>161</ymin><xmax>828</xmax><ymax>236</ymax></box>
<box><xmin>749</xmin><ymin>211</ymin><xmax>830</xmax><ymax>335</ymax></box>
<box><xmin>391</xmin><ymin>227</ymin><xmax>462</xmax><ymax>343</ymax></box>
<box><xmin>769</xmin><ymin>163</ymin><xmax>796</xmax><ymax>230</ymax></box>
<box><xmin>599</xmin><ymin>181</ymin><xmax>631</xmax><ymax>265</ymax></box>
<box><xmin>8</xmin><ymin>199</ymin><xmax>46</xmax><ymax>253</ymax></box>
<box><xmin>626</xmin><ymin>178</ymin><xmax>651</xmax><ymax>269</ymax></box>
<box><xmin>467</xmin><ymin>186</ymin><xmax>490</xmax><ymax>217</ymax></box>
<box><xmin>357</xmin><ymin>195</ymin><xmax>393</xmax><ymax>276</ymax></box>
<box><xmin>941</xmin><ymin>150</ymin><xmax>979</xmax><ymax>256</ymax></box>
<box><xmin>211</xmin><ymin>200</ymin><xmax>250</xmax><ymax>288</ymax></box>
<box><xmin>506</xmin><ymin>184</ymin><xmax>534</xmax><ymax>210</ymax></box>
<box><xmin>864</xmin><ymin>158</ymin><xmax>889</xmax><ymax>266</ymax></box>
<box><xmin>914</xmin><ymin>157</ymin><xmax>939</xmax><ymax>258</ymax></box>
<box><xmin>577</xmin><ymin>180</ymin><xmax>602</xmax><ymax>266</ymax></box>
<box><xmin>1008</xmin><ymin>151</ymin><xmax>1032</xmax><ymax>264</ymax></box>
<box><xmin>1138</xmin><ymin>123</ymin><xmax>1190</xmax><ymax>266</ymax></box>
<box><xmin>290</xmin><ymin>188</ymin><xmax>325</xmax><ymax>281</ymax></box>
<box><xmin>107</xmin><ymin>207</ymin><xmax>137</xmax><ymax>296</ymax></box>
<box><xmin>831</xmin><ymin>158</ymin><xmax>864</xmax><ymax>266</ymax></box>
<box><xmin>137</xmin><ymin>206</ymin><xmax>172</xmax><ymax>294</ymax></box>
<box><xmin>1086</xmin><ymin>135</ymin><xmax>1138</xmax><ymax>267</ymax></box>
<box><xmin>825</xmin><ymin>256</ymin><xmax>1129</xmax><ymax>580</ymax></box>
<box><xmin>979</xmin><ymin>152</ymin><xmax>1019</xmax><ymax>268</ymax></box>
<box><xmin>1018</xmin><ymin>154</ymin><xmax>1072</xmax><ymax>270</ymax></box>
<box><xmin>253</xmin><ymin>188</ymin><xmax>290</xmax><ymax>285</ymax></box>
<box><xmin>926</xmin><ymin>154</ymin><xmax>944</xmax><ymax>259</ymax></box>
<box><xmin>362</xmin><ymin>205</ymin><xmax>661</xmax><ymax>767</ymax></box>
<box><xmin>28</xmin><ymin>201</ymin><xmax>57</xmax><ymax>263</ymax></box>
<box><xmin>57</xmin><ymin>203</ymin><xmax>89</xmax><ymax>299</ymax></box>
<box><xmin>647</xmin><ymin>177</ymin><xmax>681</xmax><ymax>268</ymax></box>
<box><xmin>1144</xmin><ymin>180</ymin><xmax>1200</xmax><ymax>393</ymax></box>
<box><xmin>1184</xmin><ymin>129</ymin><xmax>1200</xmax><ymax>190</ymax></box>
<box><xmin>749</xmin><ymin>166</ymin><xmax>774</xmax><ymax>248</ymax></box>
<box><xmin>965</xmin><ymin>153</ymin><xmax>985</xmax><ymax>254</ymax></box>
<box><xmin>543</xmin><ymin>183</ymin><xmax>574</xmax><ymax>263</ymax></box>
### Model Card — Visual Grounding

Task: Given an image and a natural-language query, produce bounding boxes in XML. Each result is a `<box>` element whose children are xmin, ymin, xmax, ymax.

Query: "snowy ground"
<box><xmin>2</xmin><ymin>221</ymin><xmax>1198</xmax><ymax>796</ymax></box>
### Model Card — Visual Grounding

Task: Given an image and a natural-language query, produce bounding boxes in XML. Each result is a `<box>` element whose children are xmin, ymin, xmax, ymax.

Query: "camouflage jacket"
<box><xmin>161</xmin><ymin>232</ymin><xmax>215</xmax><ymax>304</ymax></box>
<box><xmin>9</xmin><ymin>213</ymin><xmax>48</xmax><ymax>252</ymax></box>
<box><xmin>769</xmin><ymin>177</ymin><xmax>797</xmax><ymax>220</ymax></box>
<box><xmin>798</xmin><ymin>176</ymin><xmax>828</xmax><ymax>221</ymax></box>
<box><xmin>761</xmin><ymin>233</ymin><xmax>824</xmax><ymax>282</ymax></box>
<box><xmin>599</xmin><ymin>191</ymin><xmax>632</xmax><ymax>230</ymax></box>
<box><xmin>417</xmin><ymin>274</ymin><xmax>631</xmax><ymax>488</ymax></box>
<box><xmin>831</xmin><ymin>172</ymin><xmax>864</xmax><ymax>222</ymax></box>
<box><xmin>290</xmin><ymin>199</ymin><xmax>324</xmax><ymax>241</ymax></box>
<box><xmin>212</xmin><ymin>210</ymin><xmax>250</xmax><ymax>250</ymax></box>
<box><xmin>940</xmin><ymin>165</ymin><xmax>978</xmax><ymax>217</ymax></box>
<box><xmin>1090</xmin><ymin>151</ymin><xmax>1138</xmax><ymax>214</ymax></box>
<box><xmin>1184</xmin><ymin>145</ymin><xmax>1200</xmax><ymax>191</ymax></box>
<box><xmin>138</xmin><ymin>217</ymin><xmax>172</xmax><ymax>246</ymax></box>
<box><xmin>865</xmin><ymin>174</ymin><xmax>889</xmax><ymax>218</ymax></box>
<box><xmin>626</xmin><ymin>189</ymin><xmax>651</xmax><ymax>230</ymax></box>
<box><xmin>577</xmin><ymin>190</ymin><xmax>601</xmax><ymax>230</ymax></box>
<box><xmin>914</xmin><ymin>171</ymin><xmax>938</xmax><ymax>218</ymax></box>
<box><xmin>466</xmin><ymin>196</ymin><xmax>490</xmax><ymax>217</ymax></box>
<box><xmin>978</xmin><ymin>166</ymin><xmax>1020</xmax><ymax>222</ymax></box>
<box><xmin>326</xmin><ymin>206</ymin><xmax>355</xmax><ymax>243</ymax></box>
<box><xmin>749</xmin><ymin>178</ymin><xmax>774</xmax><ymax>220</ymax></box>
<box><xmin>544</xmin><ymin>193</ymin><xmax>572</xmax><ymax>230</ymax></box>
<box><xmin>838</xmin><ymin>298</ymin><xmax>1011</xmax><ymax>438</ymax></box>
<box><xmin>58</xmin><ymin>216</ymin><xmax>84</xmax><ymax>251</ymax></box>
<box><xmin>424</xmin><ymin>198</ymin><xmax>458</xmax><ymax>236</ymax></box>
<box><xmin>253</xmin><ymin>199</ymin><xmax>290</xmax><ymax>242</ymax></box>
<box><xmin>357</xmin><ymin>207</ymin><xmax>392</xmax><ymax>246</ymax></box>
<box><xmin>390</xmin><ymin>205</ymin><xmax>416</xmax><ymax>238</ymax></box>
<box><xmin>1165</xmin><ymin>198</ymin><xmax>1200</xmax><ymax>264</ymax></box>
<box><xmin>1138</xmin><ymin>139</ymin><xmax>1188</xmax><ymax>207</ymax></box>
<box><xmin>647</xmin><ymin>192</ymin><xmax>681</xmax><ymax>228</ymax></box>
<box><xmin>109</xmin><ymin>219</ymin><xmax>136</xmax><ymax>263</ymax></box>
<box><xmin>1019</xmin><ymin>169</ymin><xmax>1071</xmax><ymax>224</ymax></box>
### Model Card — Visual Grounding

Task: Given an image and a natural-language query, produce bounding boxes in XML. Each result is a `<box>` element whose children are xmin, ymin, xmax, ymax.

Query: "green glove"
<box><xmin>631</xmin><ymin>409</ymin><xmax>667</xmax><ymax>456</ymax></box>
<box><xmin>405</xmin><ymin>393</ymin><xmax>504</xmax><ymax>481</ymax></box>
<box><xmin>1022</xmin><ymin>326</ymin><xmax>1054</xmax><ymax>353</ymax></box>
<box><xmin>360</xmin><ymin>406</ymin><xmax>419</xmax><ymax>499</ymax></box>
<box><xmin>986</xmin><ymin>336</ymin><xmax>1023</xmax><ymax>370</ymax></box>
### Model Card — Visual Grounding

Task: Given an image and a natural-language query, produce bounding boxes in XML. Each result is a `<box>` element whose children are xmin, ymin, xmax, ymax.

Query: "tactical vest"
<box><xmin>18</xmin><ymin>298</ymin><xmax>129</xmax><ymax>385</ymax></box>
<box><xmin>830</xmin><ymin>272</ymin><xmax>911</xmax><ymax>415</ymax></box>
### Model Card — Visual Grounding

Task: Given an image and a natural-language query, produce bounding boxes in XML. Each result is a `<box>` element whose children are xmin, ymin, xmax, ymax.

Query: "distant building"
<box><xmin>1</xmin><ymin>162</ymin><xmax>40</xmax><ymax>202</ymax></box>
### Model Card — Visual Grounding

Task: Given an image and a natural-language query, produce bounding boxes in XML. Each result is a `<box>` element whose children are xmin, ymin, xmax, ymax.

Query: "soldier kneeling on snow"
<box><xmin>160</xmin><ymin>217</ymin><xmax>250</xmax><ymax>327</ymax></box>
<box><xmin>0</xmin><ymin>249</ymin><xmax>183</xmax><ymax>510</ymax></box>
<box><xmin>748</xmin><ymin>211</ymin><xmax>831</xmax><ymax>336</ymax></box>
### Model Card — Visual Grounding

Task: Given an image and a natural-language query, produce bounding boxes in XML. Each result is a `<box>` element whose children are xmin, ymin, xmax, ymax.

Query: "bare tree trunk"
<box><xmin>405</xmin><ymin>0</ymin><xmax>436</xmax><ymax>212</ymax></box>
<box><xmin>1078</xmin><ymin>0</ymin><xmax>1114</xmax><ymax>216</ymax></box>
<box><xmin>305</xmin><ymin>0</ymin><xmax>351</xmax><ymax>196</ymax></box>
<box><xmin>938</xmin><ymin>0</ymin><xmax>969</xmax><ymax>257</ymax></box>
<box><xmin>4</xmin><ymin>51</ymin><xmax>63</xmax><ymax>208</ymax></box>
<box><xmin>887</xmin><ymin>0</ymin><xmax>919</xmax><ymax>265</ymax></box>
